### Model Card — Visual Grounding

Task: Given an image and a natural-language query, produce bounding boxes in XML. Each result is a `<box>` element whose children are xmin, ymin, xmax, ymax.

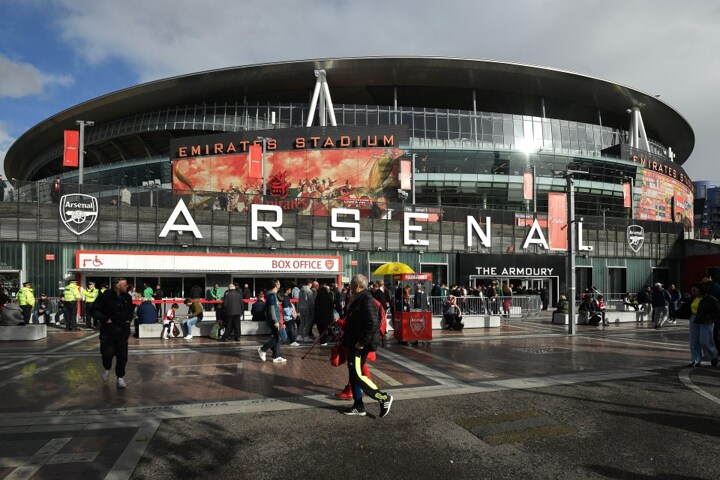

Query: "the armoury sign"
<box><xmin>59</xmin><ymin>194</ymin><xmax>99</xmax><ymax>235</ymax></box>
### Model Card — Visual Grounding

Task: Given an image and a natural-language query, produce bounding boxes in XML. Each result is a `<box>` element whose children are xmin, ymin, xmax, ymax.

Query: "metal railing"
<box><xmin>428</xmin><ymin>295</ymin><xmax>542</xmax><ymax>318</ymax></box>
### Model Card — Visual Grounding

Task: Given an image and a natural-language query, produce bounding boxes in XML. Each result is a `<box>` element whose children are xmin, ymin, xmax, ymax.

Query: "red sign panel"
<box><xmin>548</xmin><ymin>193</ymin><xmax>568</xmax><ymax>250</ymax></box>
<box><xmin>350</xmin><ymin>260</ymin><xmax>358</xmax><ymax>266</ymax></box>
<box><xmin>45</xmin><ymin>254</ymin><xmax>55</xmax><ymax>261</ymax></box>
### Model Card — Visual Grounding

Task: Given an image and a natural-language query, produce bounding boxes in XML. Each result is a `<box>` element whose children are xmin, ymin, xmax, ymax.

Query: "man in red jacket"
<box><xmin>341</xmin><ymin>274</ymin><xmax>393</xmax><ymax>418</ymax></box>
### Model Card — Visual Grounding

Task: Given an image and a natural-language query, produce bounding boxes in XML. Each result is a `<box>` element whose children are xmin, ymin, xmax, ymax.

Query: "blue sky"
<box><xmin>1</xmin><ymin>0</ymin><xmax>719</xmax><ymax>181</ymax></box>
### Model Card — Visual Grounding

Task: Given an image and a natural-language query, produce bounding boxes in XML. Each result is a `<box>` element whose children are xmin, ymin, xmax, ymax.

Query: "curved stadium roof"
<box><xmin>4</xmin><ymin>56</ymin><xmax>695</xmax><ymax>180</ymax></box>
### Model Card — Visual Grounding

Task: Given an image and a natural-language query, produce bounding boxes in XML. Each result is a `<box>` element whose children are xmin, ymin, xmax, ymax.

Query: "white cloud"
<box><xmin>26</xmin><ymin>0</ymin><xmax>720</xmax><ymax>178</ymax></box>
<box><xmin>0</xmin><ymin>54</ymin><xmax>73</xmax><ymax>98</ymax></box>
<box><xmin>0</xmin><ymin>122</ymin><xmax>14</xmax><ymax>180</ymax></box>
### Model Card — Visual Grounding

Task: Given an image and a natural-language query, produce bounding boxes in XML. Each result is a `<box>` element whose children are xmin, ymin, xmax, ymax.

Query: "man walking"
<box><xmin>651</xmin><ymin>283</ymin><xmax>671</xmax><ymax>329</ymax></box>
<box><xmin>297</xmin><ymin>279</ymin><xmax>315</xmax><ymax>342</ymax></box>
<box><xmin>92</xmin><ymin>278</ymin><xmax>135</xmax><ymax>389</ymax></box>
<box><xmin>222</xmin><ymin>283</ymin><xmax>243</xmax><ymax>341</ymax></box>
<box><xmin>258</xmin><ymin>279</ymin><xmax>287</xmax><ymax>363</ymax></box>
<box><xmin>342</xmin><ymin>274</ymin><xmax>393</xmax><ymax>418</ymax></box>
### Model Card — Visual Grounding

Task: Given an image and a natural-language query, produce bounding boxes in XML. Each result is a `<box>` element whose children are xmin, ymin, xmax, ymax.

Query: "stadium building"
<box><xmin>0</xmin><ymin>57</ymin><xmax>695</xmax><ymax>304</ymax></box>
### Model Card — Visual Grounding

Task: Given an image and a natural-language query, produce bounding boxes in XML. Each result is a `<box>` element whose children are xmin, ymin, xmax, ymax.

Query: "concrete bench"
<box><xmin>605</xmin><ymin>311</ymin><xmax>644</xmax><ymax>324</ymax></box>
<box><xmin>386</xmin><ymin>315</ymin><xmax>502</xmax><ymax>331</ymax></box>
<box><xmin>0</xmin><ymin>325</ymin><xmax>47</xmax><ymax>341</ymax></box>
<box><xmin>138</xmin><ymin>319</ymin><xmax>270</xmax><ymax>338</ymax></box>
<box><xmin>552</xmin><ymin>311</ymin><xmax>641</xmax><ymax>325</ymax></box>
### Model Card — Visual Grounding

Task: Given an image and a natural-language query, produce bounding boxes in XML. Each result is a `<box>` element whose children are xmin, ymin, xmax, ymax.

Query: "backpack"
<box><xmin>373</xmin><ymin>298</ymin><xmax>387</xmax><ymax>347</ymax></box>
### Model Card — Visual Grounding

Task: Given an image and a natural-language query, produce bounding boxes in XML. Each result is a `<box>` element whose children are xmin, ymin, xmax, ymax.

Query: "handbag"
<box><xmin>209</xmin><ymin>321</ymin><xmax>221</xmax><ymax>340</ymax></box>
<box><xmin>171</xmin><ymin>323</ymin><xmax>180</xmax><ymax>337</ymax></box>
<box><xmin>330</xmin><ymin>344</ymin><xmax>346</xmax><ymax>366</ymax></box>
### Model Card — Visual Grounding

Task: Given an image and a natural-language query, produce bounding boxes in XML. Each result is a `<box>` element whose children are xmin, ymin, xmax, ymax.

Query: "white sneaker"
<box><xmin>163</xmin><ymin>334</ymin><xmax>170</xmax><ymax>339</ymax></box>
<box><xmin>290</xmin><ymin>342</ymin><xmax>300</xmax><ymax>347</ymax></box>
<box><xmin>258</xmin><ymin>347</ymin><xmax>267</xmax><ymax>362</ymax></box>
<box><xmin>102</xmin><ymin>370</ymin><xmax>110</xmax><ymax>382</ymax></box>
<box><xmin>116</xmin><ymin>377</ymin><xmax>126</xmax><ymax>389</ymax></box>
<box><xmin>273</xmin><ymin>357</ymin><xmax>287</xmax><ymax>363</ymax></box>
<box><xmin>320</xmin><ymin>342</ymin><xmax>328</xmax><ymax>346</ymax></box>
<box><xmin>184</xmin><ymin>335</ymin><xmax>193</xmax><ymax>340</ymax></box>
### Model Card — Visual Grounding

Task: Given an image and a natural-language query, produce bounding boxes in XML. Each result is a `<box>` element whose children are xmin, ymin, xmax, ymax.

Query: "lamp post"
<box><xmin>554</xmin><ymin>168</ymin><xmax>586</xmax><ymax>335</ymax></box>
<box><xmin>257</xmin><ymin>137</ymin><xmax>268</xmax><ymax>199</ymax></box>
<box><xmin>411</xmin><ymin>153</ymin><xmax>416</xmax><ymax>204</ymax></box>
<box><xmin>76</xmin><ymin>120</ymin><xmax>94</xmax><ymax>187</ymax></box>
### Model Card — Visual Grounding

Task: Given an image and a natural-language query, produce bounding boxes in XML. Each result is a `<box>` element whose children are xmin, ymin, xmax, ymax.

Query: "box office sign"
<box><xmin>76</xmin><ymin>251</ymin><xmax>341</xmax><ymax>274</ymax></box>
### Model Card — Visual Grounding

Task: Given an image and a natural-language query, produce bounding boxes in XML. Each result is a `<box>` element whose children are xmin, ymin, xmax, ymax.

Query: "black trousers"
<box><xmin>347</xmin><ymin>348</ymin><xmax>388</xmax><ymax>405</ymax></box>
<box><xmin>65</xmin><ymin>301</ymin><xmax>78</xmax><ymax>330</ymax></box>
<box><xmin>100</xmin><ymin>336</ymin><xmax>129</xmax><ymax>377</ymax></box>
<box><xmin>223</xmin><ymin>314</ymin><xmax>241</xmax><ymax>339</ymax></box>
<box><xmin>20</xmin><ymin>305</ymin><xmax>32</xmax><ymax>323</ymax></box>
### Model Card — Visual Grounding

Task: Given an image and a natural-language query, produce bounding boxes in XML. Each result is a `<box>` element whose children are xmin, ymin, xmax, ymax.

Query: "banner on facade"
<box><xmin>547</xmin><ymin>192</ymin><xmax>567</xmax><ymax>250</ymax></box>
<box><xmin>63</xmin><ymin>130</ymin><xmax>79</xmax><ymax>167</ymax></box>
<box><xmin>400</xmin><ymin>159</ymin><xmax>411</xmax><ymax>190</ymax></box>
<box><xmin>248</xmin><ymin>145</ymin><xmax>263</xmax><ymax>179</ymax></box>
<box><xmin>523</xmin><ymin>172</ymin><xmax>534</xmax><ymax>201</ymax></box>
<box><xmin>623</xmin><ymin>182</ymin><xmax>631</xmax><ymax>208</ymax></box>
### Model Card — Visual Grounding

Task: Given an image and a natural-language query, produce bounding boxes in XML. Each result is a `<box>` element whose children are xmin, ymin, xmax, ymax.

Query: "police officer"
<box><xmin>17</xmin><ymin>281</ymin><xmax>35</xmax><ymax>324</ymax></box>
<box><xmin>83</xmin><ymin>281</ymin><xmax>99</xmax><ymax>328</ymax></box>
<box><xmin>63</xmin><ymin>279</ymin><xmax>82</xmax><ymax>331</ymax></box>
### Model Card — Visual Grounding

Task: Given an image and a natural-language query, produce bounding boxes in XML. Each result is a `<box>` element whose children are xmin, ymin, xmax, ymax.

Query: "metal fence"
<box><xmin>428</xmin><ymin>295</ymin><xmax>542</xmax><ymax>318</ymax></box>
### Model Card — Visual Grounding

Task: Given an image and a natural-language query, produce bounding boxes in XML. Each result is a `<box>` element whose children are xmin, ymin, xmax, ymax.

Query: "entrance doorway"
<box><xmin>0</xmin><ymin>270</ymin><xmax>20</xmax><ymax>297</ymax></box>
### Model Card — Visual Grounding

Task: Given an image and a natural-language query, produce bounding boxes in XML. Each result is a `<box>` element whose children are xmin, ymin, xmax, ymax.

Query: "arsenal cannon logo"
<box><xmin>627</xmin><ymin>225</ymin><xmax>645</xmax><ymax>253</ymax></box>
<box><xmin>60</xmin><ymin>194</ymin><xmax>99</xmax><ymax>235</ymax></box>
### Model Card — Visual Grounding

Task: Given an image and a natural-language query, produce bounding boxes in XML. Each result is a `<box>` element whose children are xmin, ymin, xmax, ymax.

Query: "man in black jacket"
<box><xmin>92</xmin><ymin>278</ymin><xmax>135</xmax><ymax>389</ymax></box>
<box><xmin>342</xmin><ymin>274</ymin><xmax>393</xmax><ymax>418</ymax></box>
<box><xmin>222</xmin><ymin>283</ymin><xmax>243</xmax><ymax>341</ymax></box>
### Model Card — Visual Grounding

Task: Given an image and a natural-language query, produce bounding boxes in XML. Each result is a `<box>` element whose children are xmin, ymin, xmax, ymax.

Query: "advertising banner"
<box><xmin>63</xmin><ymin>130</ymin><xmax>79</xmax><ymax>167</ymax></box>
<box><xmin>523</xmin><ymin>172</ymin><xmax>534</xmax><ymax>201</ymax></box>
<box><xmin>400</xmin><ymin>159</ymin><xmax>411</xmax><ymax>190</ymax></box>
<box><xmin>172</xmin><ymin>147</ymin><xmax>404</xmax><ymax>215</ymax></box>
<box><xmin>636</xmin><ymin>170</ymin><xmax>693</xmax><ymax>228</ymax></box>
<box><xmin>248</xmin><ymin>144</ymin><xmax>263</xmax><ymax>179</ymax></box>
<box><xmin>547</xmin><ymin>192</ymin><xmax>567</xmax><ymax>250</ymax></box>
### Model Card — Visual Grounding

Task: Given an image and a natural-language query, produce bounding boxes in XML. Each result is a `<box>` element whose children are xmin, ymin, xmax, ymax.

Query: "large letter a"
<box><xmin>159</xmin><ymin>199</ymin><xmax>203</xmax><ymax>238</ymax></box>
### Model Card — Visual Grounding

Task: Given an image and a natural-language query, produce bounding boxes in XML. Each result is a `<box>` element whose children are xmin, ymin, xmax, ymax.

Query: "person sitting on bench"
<box><xmin>443</xmin><ymin>295</ymin><xmax>464</xmax><ymax>331</ymax></box>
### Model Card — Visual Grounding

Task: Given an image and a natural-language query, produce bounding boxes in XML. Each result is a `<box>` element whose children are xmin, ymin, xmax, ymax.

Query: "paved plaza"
<box><xmin>1</xmin><ymin>317</ymin><xmax>719</xmax><ymax>479</ymax></box>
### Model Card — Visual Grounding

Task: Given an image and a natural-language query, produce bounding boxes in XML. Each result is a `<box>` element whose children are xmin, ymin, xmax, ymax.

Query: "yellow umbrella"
<box><xmin>373</xmin><ymin>262</ymin><xmax>415</xmax><ymax>276</ymax></box>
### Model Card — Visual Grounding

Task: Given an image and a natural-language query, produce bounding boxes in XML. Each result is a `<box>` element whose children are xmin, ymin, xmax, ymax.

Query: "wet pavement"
<box><xmin>1</xmin><ymin>317</ymin><xmax>719</xmax><ymax>479</ymax></box>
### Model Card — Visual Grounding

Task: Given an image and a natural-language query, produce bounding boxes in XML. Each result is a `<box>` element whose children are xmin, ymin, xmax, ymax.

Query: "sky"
<box><xmin>0</xmin><ymin>0</ymin><xmax>719</xmax><ymax>183</ymax></box>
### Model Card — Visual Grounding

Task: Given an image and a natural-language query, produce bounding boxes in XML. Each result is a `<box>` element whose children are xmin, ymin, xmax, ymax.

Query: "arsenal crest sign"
<box><xmin>627</xmin><ymin>225</ymin><xmax>644</xmax><ymax>253</ymax></box>
<box><xmin>409</xmin><ymin>314</ymin><xmax>426</xmax><ymax>336</ymax></box>
<box><xmin>60</xmin><ymin>194</ymin><xmax>99</xmax><ymax>235</ymax></box>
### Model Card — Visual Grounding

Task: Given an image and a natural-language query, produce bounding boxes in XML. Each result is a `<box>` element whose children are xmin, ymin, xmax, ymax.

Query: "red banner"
<box><xmin>400</xmin><ymin>160</ymin><xmax>411</xmax><ymax>190</ymax></box>
<box><xmin>63</xmin><ymin>130</ymin><xmax>79</xmax><ymax>167</ymax></box>
<box><xmin>623</xmin><ymin>182</ymin><xmax>631</xmax><ymax>208</ymax></box>
<box><xmin>248</xmin><ymin>144</ymin><xmax>263</xmax><ymax>179</ymax></box>
<box><xmin>548</xmin><ymin>193</ymin><xmax>568</xmax><ymax>250</ymax></box>
<box><xmin>523</xmin><ymin>172</ymin><xmax>534</xmax><ymax>201</ymax></box>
